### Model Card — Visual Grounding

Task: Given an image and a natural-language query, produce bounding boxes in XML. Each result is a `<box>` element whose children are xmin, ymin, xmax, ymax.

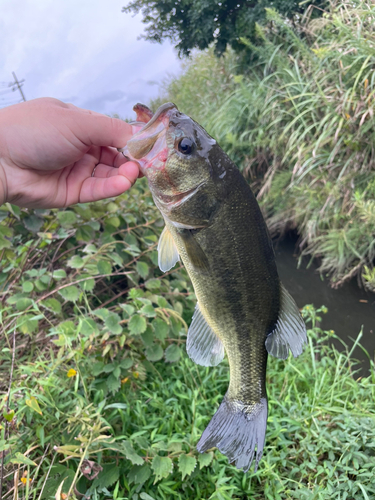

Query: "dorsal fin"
<box><xmin>158</xmin><ymin>226</ymin><xmax>179</xmax><ymax>272</ymax></box>
<box><xmin>265</xmin><ymin>284</ymin><xmax>307</xmax><ymax>359</ymax></box>
<box><xmin>187</xmin><ymin>303</ymin><xmax>225</xmax><ymax>366</ymax></box>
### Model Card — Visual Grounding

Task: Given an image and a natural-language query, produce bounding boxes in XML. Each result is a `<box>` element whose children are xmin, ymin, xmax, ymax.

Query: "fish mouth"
<box><xmin>119</xmin><ymin>102</ymin><xmax>178</xmax><ymax>173</ymax></box>
<box><xmin>154</xmin><ymin>182</ymin><xmax>205</xmax><ymax>208</ymax></box>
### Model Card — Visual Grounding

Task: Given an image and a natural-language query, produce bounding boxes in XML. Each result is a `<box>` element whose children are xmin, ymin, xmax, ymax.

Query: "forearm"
<box><xmin>0</xmin><ymin>162</ymin><xmax>6</xmax><ymax>206</ymax></box>
<box><xmin>0</xmin><ymin>107</ymin><xmax>10</xmax><ymax>207</ymax></box>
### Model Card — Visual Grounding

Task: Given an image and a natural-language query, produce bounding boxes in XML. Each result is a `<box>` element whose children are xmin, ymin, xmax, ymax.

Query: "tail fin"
<box><xmin>196</xmin><ymin>396</ymin><xmax>267</xmax><ymax>472</ymax></box>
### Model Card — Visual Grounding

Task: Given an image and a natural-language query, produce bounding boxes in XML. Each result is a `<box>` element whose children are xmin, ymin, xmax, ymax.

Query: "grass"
<box><xmin>2</xmin><ymin>300</ymin><xmax>375</xmax><ymax>499</ymax></box>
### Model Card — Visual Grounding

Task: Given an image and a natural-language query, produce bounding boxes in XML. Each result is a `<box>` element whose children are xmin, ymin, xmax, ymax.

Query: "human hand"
<box><xmin>0</xmin><ymin>98</ymin><xmax>140</xmax><ymax>208</ymax></box>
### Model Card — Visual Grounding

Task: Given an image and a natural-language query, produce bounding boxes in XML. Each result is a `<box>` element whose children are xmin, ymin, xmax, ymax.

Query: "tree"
<box><xmin>123</xmin><ymin>0</ymin><xmax>326</xmax><ymax>56</ymax></box>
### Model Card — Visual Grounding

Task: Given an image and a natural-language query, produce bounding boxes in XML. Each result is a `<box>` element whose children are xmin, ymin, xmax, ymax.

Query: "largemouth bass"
<box><xmin>119</xmin><ymin>102</ymin><xmax>307</xmax><ymax>472</ymax></box>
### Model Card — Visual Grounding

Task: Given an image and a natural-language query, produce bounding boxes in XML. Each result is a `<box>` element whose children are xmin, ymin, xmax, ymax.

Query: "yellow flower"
<box><xmin>121</xmin><ymin>377</ymin><xmax>129</xmax><ymax>384</ymax></box>
<box><xmin>67</xmin><ymin>369</ymin><xmax>77</xmax><ymax>378</ymax></box>
<box><xmin>20</xmin><ymin>477</ymin><xmax>31</xmax><ymax>485</ymax></box>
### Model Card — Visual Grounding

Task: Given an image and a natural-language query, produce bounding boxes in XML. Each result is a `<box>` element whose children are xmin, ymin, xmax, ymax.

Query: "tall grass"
<box><xmin>160</xmin><ymin>1</ymin><xmax>375</xmax><ymax>290</ymax></box>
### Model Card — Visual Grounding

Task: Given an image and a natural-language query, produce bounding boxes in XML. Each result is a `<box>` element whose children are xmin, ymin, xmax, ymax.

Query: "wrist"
<box><xmin>0</xmin><ymin>159</ymin><xmax>7</xmax><ymax>207</ymax></box>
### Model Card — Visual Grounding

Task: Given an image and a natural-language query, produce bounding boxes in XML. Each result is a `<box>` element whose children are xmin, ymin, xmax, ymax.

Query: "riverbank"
<box><xmin>275</xmin><ymin>234</ymin><xmax>375</xmax><ymax>373</ymax></box>
<box><xmin>153</xmin><ymin>0</ymin><xmax>375</xmax><ymax>292</ymax></box>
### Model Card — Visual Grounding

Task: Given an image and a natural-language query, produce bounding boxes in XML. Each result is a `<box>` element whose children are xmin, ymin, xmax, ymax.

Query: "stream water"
<box><xmin>274</xmin><ymin>235</ymin><xmax>375</xmax><ymax>374</ymax></box>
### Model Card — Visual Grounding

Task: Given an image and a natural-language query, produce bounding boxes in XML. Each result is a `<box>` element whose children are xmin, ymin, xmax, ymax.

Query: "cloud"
<box><xmin>82</xmin><ymin>89</ymin><xmax>126</xmax><ymax>109</ymax></box>
<box><xmin>0</xmin><ymin>0</ymin><xmax>182</xmax><ymax>117</ymax></box>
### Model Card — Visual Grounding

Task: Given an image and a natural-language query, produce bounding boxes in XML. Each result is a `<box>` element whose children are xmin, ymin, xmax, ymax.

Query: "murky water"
<box><xmin>275</xmin><ymin>235</ymin><xmax>375</xmax><ymax>374</ymax></box>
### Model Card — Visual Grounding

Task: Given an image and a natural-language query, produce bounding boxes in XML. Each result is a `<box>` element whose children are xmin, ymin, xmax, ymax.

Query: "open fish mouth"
<box><xmin>118</xmin><ymin>103</ymin><xmax>177</xmax><ymax>174</ymax></box>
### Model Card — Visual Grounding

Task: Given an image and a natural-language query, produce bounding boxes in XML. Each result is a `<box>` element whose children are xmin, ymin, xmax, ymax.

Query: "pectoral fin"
<box><xmin>265</xmin><ymin>284</ymin><xmax>307</xmax><ymax>359</ymax></box>
<box><xmin>158</xmin><ymin>226</ymin><xmax>180</xmax><ymax>272</ymax></box>
<box><xmin>179</xmin><ymin>229</ymin><xmax>210</xmax><ymax>272</ymax></box>
<box><xmin>187</xmin><ymin>303</ymin><xmax>225</xmax><ymax>366</ymax></box>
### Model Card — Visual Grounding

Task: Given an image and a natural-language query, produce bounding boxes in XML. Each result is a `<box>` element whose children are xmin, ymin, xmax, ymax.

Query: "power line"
<box><xmin>0</xmin><ymin>73</ymin><xmax>27</xmax><ymax>108</ymax></box>
<box><xmin>11</xmin><ymin>72</ymin><xmax>26</xmax><ymax>102</ymax></box>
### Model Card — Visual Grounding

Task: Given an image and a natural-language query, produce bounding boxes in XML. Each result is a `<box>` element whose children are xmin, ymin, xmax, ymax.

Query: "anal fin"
<box><xmin>187</xmin><ymin>303</ymin><xmax>225</xmax><ymax>367</ymax></box>
<box><xmin>265</xmin><ymin>284</ymin><xmax>307</xmax><ymax>359</ymax></box>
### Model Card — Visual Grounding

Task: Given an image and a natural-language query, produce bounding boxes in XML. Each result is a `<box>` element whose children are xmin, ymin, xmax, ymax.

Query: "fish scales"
<box><xmin>167</xmin><ymin>168</ymin><xmax>279</xmax><ymax>404</ymax></box>
<box><xmin>119</xmin><ymin>102</ymin><xmax>307</xmax><ymax>472</ymax></box>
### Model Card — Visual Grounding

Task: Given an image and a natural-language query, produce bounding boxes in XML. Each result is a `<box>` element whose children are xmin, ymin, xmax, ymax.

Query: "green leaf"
<box><xmin>121</xmin><ymin>304</ymin><xmax>135</xmax><ymax>317</ymax></box>
<box><xmin>41</xmin><ymin>298</ymin><xmax>62</xmax><ymax>314</ymax></box>
<box><xmin>57</xmin><ymin>211</ymin><xmax>77</xmax><ymax>228</ymax></box>
<box><xmin>145</xmin><ymin>344</ymin><xmax>163</xmax><ymax>362</ymax></box>
<box><xmin>97</xmin><ymin>260</ymin><xmax>112</xmax><ymax>274</ymax></box>
<box><xmin>67</xmin><ymin>255</ymin><xmax>84</xmax><ymax>269</ymax></box>
<box><xmin>52</xmin><ymin>269</ymin><xmax>67</xmax><ymax>280</ymax></box>
<box><xmin>151</xmin><ymin>456</ymin><xmax>173</xmax><ymax>483</ymax></box>
<box><xmin>153</xmin><ymin>318</ymin><xmax>169</xmax><ymax>341</ymax></box>
<box><xmin>76</xmin><ymin>224</ymin><xmax>95</xmax><ymax>242</ymax></box>
<box><xmin>106</xmin><ymin>216</ymin><xmax>121</xmax><ymax>227</ymax></box>
<box><xmin>145</xmin><ymin>279</ymin><xmax>161</xmax><ymax>291</ymax></box>
<box><xmin>80</xmin><ymin>277</ymin><xmax>95</xmax><ymax>291</ymax></box>
<box><xmin>120</xmin><ymin>358</ymin><xmax>133</xmax><ymax>369</ymax></box>
<box><xmin>107</xmin><ymin>374</ymin><xmax>121</xmax><ymax>394</ymax></box>
<box><xmin>91</xmin><ymin>362</ymin><xmax>104</xmax><ymax>376</ymax></box>
<box><xmin>164</xmin><ymin>344</ymin><xmax>182</xmax><ymax>363</ymax></box>
<box><xmin>140</xmin><ymin>304</ymin><xmax>156</xmax><ymax>318</ymax></box>
<box><xmin>128</xmin><ymin>464</ymin><xmax>151</xmax><ymax>485</ymax></box>
<box><xmin>140</xmin><ymin>494</ymin><xmax>155</xmax><ymax>500</ymax></box>
<box><xmin>3</xmin><ymin>409</ymin><xmax>14</xmax><ymax>422</ymax></box>
<box><xmin>136</xmin><ymin>261</ymin><xmax>149</xmax><ymax>279</ymax></box>
<box><xmin>104</xmin><ymin>403</ymin><xmax>127</xmax><ymax>410</ymax></box>
<box><xmin>59</xmin><ymin>286</ymin><xmax>80</xmax><ymax>302</ymax></box>
<box><xmin>35</xmin><ymin>278</ymin><xmax>48</xmax><ymax>291</ymax></box>
<box><xmin>93</xmin><ymin>308</ymin><xmax>110</xmax><ymax>320</ymax></box>
<box><xmin>22</xmin><ymin>281</ymin><xmax>34</xmax><ymax>293</ymax></box>
<box><xmin>16</xmin><ymin>298</ymin><xmax>33</xmax><ymax>311</ymax></box>
<box><xmin>23</xmin><ymin>215</ymin><xmax>44</xmax><ymax>233</ymax></box>
<box><xmin>0</xmin><ymin>235</ymin><xmax>11</xmax><ymax>250</ymax></box>
<box><xmin>25</xmin><ymin>396</ymin><xmax>42</xmax><ymax>415</ymax></box>
<box><xmin>106</xmin><ymin>202</ymin><xmax>118</xmax><ymax>212</ymax></box>
<box><xmin>92</xmin><ymin>463</ymin><xmax>119</xmax><ymax>489</ymax></box>
<box><xmin>17</xmin><ymin>314</ymin><xmax>39</xmax><ymax>334</ymax></box>
<box><xmin>80</xmin><ymin>317</ymin><xmax>99</xmax><ymax>336</ymax></box>
<box><xmin>198</xmin><ymin>452</ymin><xmax>213</xmax><ymax>469</ymax></box>
<box><xmin>178</xmin><ymin>454</ymin><xmax>196</xmax><ymax>480</ymax></box>
<box><xmin>122</xmin><ymin>441</ymin><xmax>144</xmax><ymax>465</ymax></box>
<box><xmin>167</xmin><ymin>441</ymin><xmax>182</xmax><ymax>453</ymax></box>
<box><xmin>10</xmin><ymin>452</ymin><xmax>37</xmax><ymax>466</ymax></box>
<box><xmin>129</xmin><ymin>315</ymin><xmax>147</xmax><ymax>335</ymax></box>
<box><xmin>105</xmin><ymin>313</ymin><xmax>122</xmax><ymax>334</ymax></box>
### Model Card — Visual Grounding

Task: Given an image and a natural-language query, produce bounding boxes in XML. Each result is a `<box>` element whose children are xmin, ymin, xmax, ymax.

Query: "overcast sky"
<box><xmin>0</xmin><ymin>0</ymin><xmax>182</xmax><ymax>119</ymax></box>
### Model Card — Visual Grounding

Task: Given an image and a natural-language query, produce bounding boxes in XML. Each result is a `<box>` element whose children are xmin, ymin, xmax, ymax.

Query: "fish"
<box><xmin>119</xmin><ymin>102</ymin><xmax>307</xmax><ymax>472</ymax></box>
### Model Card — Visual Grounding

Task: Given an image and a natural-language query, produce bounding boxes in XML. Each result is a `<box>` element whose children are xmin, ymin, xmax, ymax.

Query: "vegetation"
<box><xmin>1</xmin><ymin>189</ymin><xmax>375</xmax><ymax>499</ymax></box>
<box><xmin>156</xmin><ymin>1</ymin><xmax>375</xmax><ymax>290</ymax></box>
<box><xmin>123</xmin><ymin>0</ymin><xmax>326</xmax><ymax>56</ymax></box>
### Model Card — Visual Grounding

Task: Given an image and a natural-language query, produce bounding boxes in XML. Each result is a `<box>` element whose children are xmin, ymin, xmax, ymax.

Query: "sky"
<box><xmin>0</xmin><ymin>0</ymin><xmax>182</xmax><ymax>119</ymax></box>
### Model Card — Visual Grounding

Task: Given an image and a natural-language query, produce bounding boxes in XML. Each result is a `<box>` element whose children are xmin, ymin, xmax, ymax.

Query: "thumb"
<box><xmin>68</xmin><ymin>107</ymin><xmax>134</xmax><ymax>150</ymax></box>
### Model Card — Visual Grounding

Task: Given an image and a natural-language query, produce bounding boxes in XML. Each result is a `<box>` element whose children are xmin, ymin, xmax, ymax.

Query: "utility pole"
<box><xmin>11</xmin><ymin>72</ymin><xmax>26</xmax><ymax>101</ymax></box>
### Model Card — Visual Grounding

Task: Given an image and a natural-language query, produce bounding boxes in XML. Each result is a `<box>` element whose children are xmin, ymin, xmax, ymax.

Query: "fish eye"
<box><xmin>177</xmin><ymin>137</ymin><xmax>194</xmax><ymax>155</ymax></box>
